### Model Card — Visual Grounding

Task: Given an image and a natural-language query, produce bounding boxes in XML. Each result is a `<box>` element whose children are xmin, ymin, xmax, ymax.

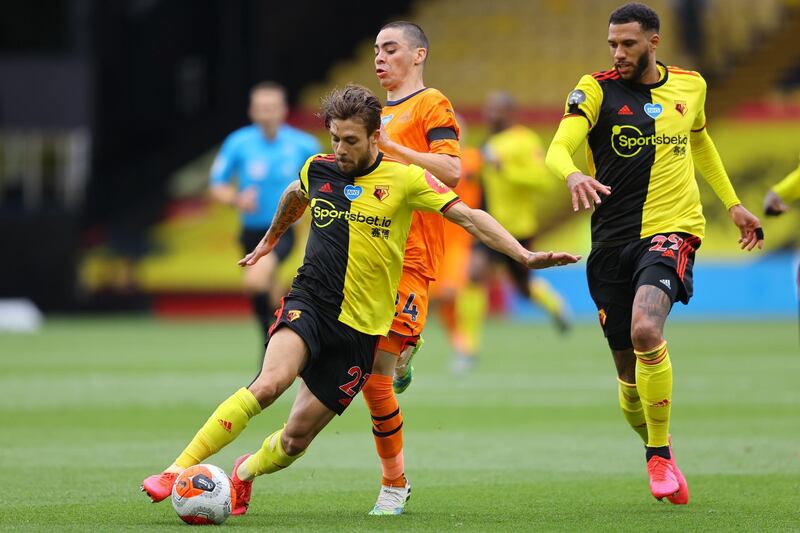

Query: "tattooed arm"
<box><xmin>238</xmin><ymin>180</ymin><xmax>309</xmax><ymax>267</ymax></box>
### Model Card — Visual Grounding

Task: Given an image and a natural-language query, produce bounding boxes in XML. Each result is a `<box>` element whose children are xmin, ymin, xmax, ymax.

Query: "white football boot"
<box><xmin>368</xmin><ymin>479</ymin><xmax>411</xmax><ymax>515</ymax></box>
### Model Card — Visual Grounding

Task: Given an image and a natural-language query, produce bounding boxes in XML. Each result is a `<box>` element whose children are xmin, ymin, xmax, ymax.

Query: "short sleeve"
<box><xmin>419</xmin><ymin>91</ymin><xmax>461</xmax><ymax>157</ymax></box>
<box><xmin>562</xmin><ymin>75</ymin><xmax>603</xmax><ymax>128</ymax></box>
<box><xmin>298</xmin><ymin>155</ymin><xmax>317</xmax><ymax>199</ymax></box>
<box><xmin>406</xmin><ymin>165</ymin><xmax>460</xmax><ymax>213</ymax></box>
<box><xmin>209</xmin><ymin>133</ymin><xmax>240</xmax><ymax>186</ymax></box>
<box><xmin>691</xmin><ymin>75</ymin><xmax>708</xmax><ymax>132</ymax></box>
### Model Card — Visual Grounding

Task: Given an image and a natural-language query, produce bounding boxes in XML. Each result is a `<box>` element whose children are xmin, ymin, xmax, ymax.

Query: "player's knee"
<box><xmin>370</xmin><ymin>351</ymin><xmax>397</xmax><ymax>377</ymax></box>
<box><xmin>630</xmin><ymin>320</ymin><xmax>662</xmax><ymax>351</ymax></box>
<box><xmin>281</xmin><ymin>428</ymin><xmax>312</xmax><ymax>456</ymax></box>
<box><xmin>248</xmin><ymin>378</ymin><xmax>283</xmax><ymax>408</ymax></box>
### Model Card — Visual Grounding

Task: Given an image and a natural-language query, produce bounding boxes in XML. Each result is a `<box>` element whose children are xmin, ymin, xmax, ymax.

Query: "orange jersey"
<box><xmin>442</xmin><ymin>146</ymin><xmax>482</xmax><ymax>250</ymax></box>
<box><xmin>381</xmin><ymin>88</ymin><xmax>461</xmax><ymax>280</ymax></box>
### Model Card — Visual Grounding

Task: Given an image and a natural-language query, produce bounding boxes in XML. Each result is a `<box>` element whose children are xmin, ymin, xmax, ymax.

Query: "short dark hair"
<box><xmin>320</xmin><ymin>84</ymin><xmax>383</xmax><ymax>136</ymax></box>
<box><xmin>250</xmin><ymin>80</ymin><xmax>287</xmax><ymax>100</ymax></box>
<box><xmin>380</xmin><ymin>21</ymin><xmax>429</xmax><ymax>51</ymax></box>
<box><xmin>609</xmin><ymin>3</ymin><xmax>660</xmax><ymax>33</ymax></box>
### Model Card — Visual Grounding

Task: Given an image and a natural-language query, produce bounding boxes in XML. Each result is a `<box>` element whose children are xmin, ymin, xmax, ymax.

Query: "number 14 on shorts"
<box><xmin>394</xmin><ymin>292</ymin><xmax>419</xmax><ymax>322</ymax></box>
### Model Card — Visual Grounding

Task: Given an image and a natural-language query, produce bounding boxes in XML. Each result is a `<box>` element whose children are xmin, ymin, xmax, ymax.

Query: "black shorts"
<box><xmin>240</xmin><ymin>226</ymin><xmax>295</xmax><ymax>263</ymax></box>
<box><xmin>587</xmin><ymin>232</ymin><xmax>701</xmax><ymax>349</ymax></box>
<box><xmin>268</xmin><ymin>295</ymin><xmax>378</xmax><ymax>415</ymax></box>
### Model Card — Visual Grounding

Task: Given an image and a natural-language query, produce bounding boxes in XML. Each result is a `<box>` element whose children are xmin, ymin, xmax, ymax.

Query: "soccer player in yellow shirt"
<box><xmin>140</xmin><ymin>84</ymin><xmax>580</xmax><ymax>516</ymax></box>
<box><xmin>764</xmin><ymin>154</ymin><xmax>800</xmax><ymax>308</ymax></box>
<box><xmin>480</xmin><ymin>90</ymin><xmax>571</xmax><ymax>334</ymax></box>
<box><xmin>545</xmin><ymin>2</ymin><xmax>763</xmax><ymax>504</ymax></box>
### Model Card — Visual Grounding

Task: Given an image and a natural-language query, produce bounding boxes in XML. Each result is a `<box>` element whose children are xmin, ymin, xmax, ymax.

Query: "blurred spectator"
<box><xmin>763</xmin><ymin>153</ymin><xmax>800</xmax><ymax>326</ymax></box>
<box><xmin>676</xmin><ymin>0</ymin><xmax>706</xmax><ymax>66</ymax></box>
<box><xmin>209</xmin><ymin>81</ymin><xmax>320</xmax><ymax>346</ymax></box>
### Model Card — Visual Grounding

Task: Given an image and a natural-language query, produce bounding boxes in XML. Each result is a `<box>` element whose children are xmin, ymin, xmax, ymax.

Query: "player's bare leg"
<box><xmin>630</xmin><ymin>285</ymin><xmax>686</xmax><ymax>502</ymax></box>
<box><xmin>247</xmin><ymin>327</ymin><xmax>309</xmax><ymax>409</ymax></box>
<box><xmin>141</xmin><ymin>327</ymin><xmax>306</xmax><ymax>503</ymax></box>
<box><xmin>232</xmin><ymin>379</ymin><xmax>335</xmax><ymax>515</ymax></box>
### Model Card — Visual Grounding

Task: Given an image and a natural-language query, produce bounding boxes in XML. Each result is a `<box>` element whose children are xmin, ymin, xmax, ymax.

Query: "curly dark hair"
<box><xmin>609</xmin><ymin>3</ymin><xmax>660</xmax><ymax>33</ymax></box>
<box><xmin>320</xmin><ymin>84</ymin><xmax>383</xmax><ymax>135</ymax></box>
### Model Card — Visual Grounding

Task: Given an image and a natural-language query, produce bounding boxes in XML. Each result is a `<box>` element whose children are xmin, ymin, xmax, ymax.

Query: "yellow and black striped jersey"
<box><xmin>564</xmin><ymin>62</ymin><xmax>711</xmax><ymax>246</ymax></box>
<box><xmin>292</xmin><ymin>153</ymin><xmax>460</xmax><ymax>336</ymax></box>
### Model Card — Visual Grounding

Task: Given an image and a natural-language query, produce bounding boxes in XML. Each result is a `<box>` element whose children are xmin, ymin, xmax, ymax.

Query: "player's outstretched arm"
<box><xmin>443</xmin><ymin>202</ymin><xmax>581</xmax><ymax>269</ymax></box>
<box><xmin>238</xmin><ymin>181</ymin><xmax>308</xmax><ymax>267</ymax></box>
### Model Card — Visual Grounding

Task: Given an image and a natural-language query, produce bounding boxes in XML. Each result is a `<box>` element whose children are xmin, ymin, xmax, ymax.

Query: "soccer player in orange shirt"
<box><xmin>363</xmin><ymin>21</ymin><xmax>462</xmax><ymax>515</ymax></box>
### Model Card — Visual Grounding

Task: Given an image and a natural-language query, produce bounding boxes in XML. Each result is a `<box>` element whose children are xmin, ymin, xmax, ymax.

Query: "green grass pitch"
<box><xmin>1</xmin><ymin>316</ymin><xmax>798</xmax><ymax>532</ymax></box>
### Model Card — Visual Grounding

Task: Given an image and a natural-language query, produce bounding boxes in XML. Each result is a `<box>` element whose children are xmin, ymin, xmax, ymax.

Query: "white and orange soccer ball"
<box><xmin>171</xmin><ymin>464</ymin><xmax>234</xmax><ymax>525</ymax></box>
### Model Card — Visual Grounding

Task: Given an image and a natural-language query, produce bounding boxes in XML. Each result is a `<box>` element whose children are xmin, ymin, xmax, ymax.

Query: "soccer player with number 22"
<box><xmin>546</xmin><ymin>2</ymin><xmax>764</xmax><ymax>504</ymax></box>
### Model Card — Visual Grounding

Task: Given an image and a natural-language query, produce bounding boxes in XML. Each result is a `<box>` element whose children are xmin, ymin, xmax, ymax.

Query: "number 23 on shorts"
<box><xmin>394</xmin><ymin>292</ymin><xmax>419</xmax><ymax>322</ymax></box>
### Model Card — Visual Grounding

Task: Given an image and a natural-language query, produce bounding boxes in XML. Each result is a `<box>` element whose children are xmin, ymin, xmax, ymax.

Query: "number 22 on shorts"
<box><xmin>648</xmin><ymin>233</ymin><xmax>683</xmax><ymax>252</ymax></box>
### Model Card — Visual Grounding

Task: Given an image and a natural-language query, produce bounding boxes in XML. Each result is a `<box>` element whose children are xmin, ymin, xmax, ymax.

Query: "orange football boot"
<box><xmin>646</xmin><ymin>455</ymin><xmax>679</xmax><ymax>500</ymax></box>
<box><xmin>140</xmin><ymin>472</ymin><xmax>178</xmax><ymax>503</ymax></box>
<box><xmin>230</xmin><ymin>454</ymin><xmax>253</xmax><ymax>516</ymax></box>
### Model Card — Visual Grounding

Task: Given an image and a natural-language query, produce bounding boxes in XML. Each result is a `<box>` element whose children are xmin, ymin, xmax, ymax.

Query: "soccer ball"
<box><xmin>171</xmin><ymin>464</ymin><xmax>234</xmax><ymax>525</ymax></box>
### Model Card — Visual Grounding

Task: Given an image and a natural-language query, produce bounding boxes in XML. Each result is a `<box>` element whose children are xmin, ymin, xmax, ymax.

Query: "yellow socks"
<box><xmin>529</xmin><ymin>278</ymin><xmax>566</xmax><ymax>320</ymax></box>
<box><xmin>236</xmin><ymin>428</ymin><xmax>304</xmax><ymax>481</ymax></box>
<box><xmin>173</xmin><ymin>387</ymin><xmax>262</xmax><ymax>469</ymax></box>
<box><xmin>617</xmin><ymin>379</ymin><xmax>648</xmax><ymax>444</ymax></box>
<box><xmin>455</xmin><ymin>283</ymin><xmax>487</xmax><ymax>355</ymax></box>
<box><xmin>634</xmin><ymin>341</ymin><xmax>672</xmax><ymax>448</ymax></box>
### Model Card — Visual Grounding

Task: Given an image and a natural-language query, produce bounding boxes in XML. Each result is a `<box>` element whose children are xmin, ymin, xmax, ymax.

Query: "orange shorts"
<box><xmin>377</xmin><ymin>268</ymin><xmax>430</xmax><ymax>354</ymax></box>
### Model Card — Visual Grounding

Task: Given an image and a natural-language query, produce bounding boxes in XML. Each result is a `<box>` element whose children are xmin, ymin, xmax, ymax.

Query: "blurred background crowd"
<box><xmin>1</xmin><ymin>0</ymin><xmax>798</xmax><ymax>331</ymax></box>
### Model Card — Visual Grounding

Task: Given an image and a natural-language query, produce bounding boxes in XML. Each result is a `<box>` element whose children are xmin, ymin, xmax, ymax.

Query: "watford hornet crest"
<box><xmin>373</xmin><ymin>185</ymin><xmax>390</xmax><ymax>201</ymax></box>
